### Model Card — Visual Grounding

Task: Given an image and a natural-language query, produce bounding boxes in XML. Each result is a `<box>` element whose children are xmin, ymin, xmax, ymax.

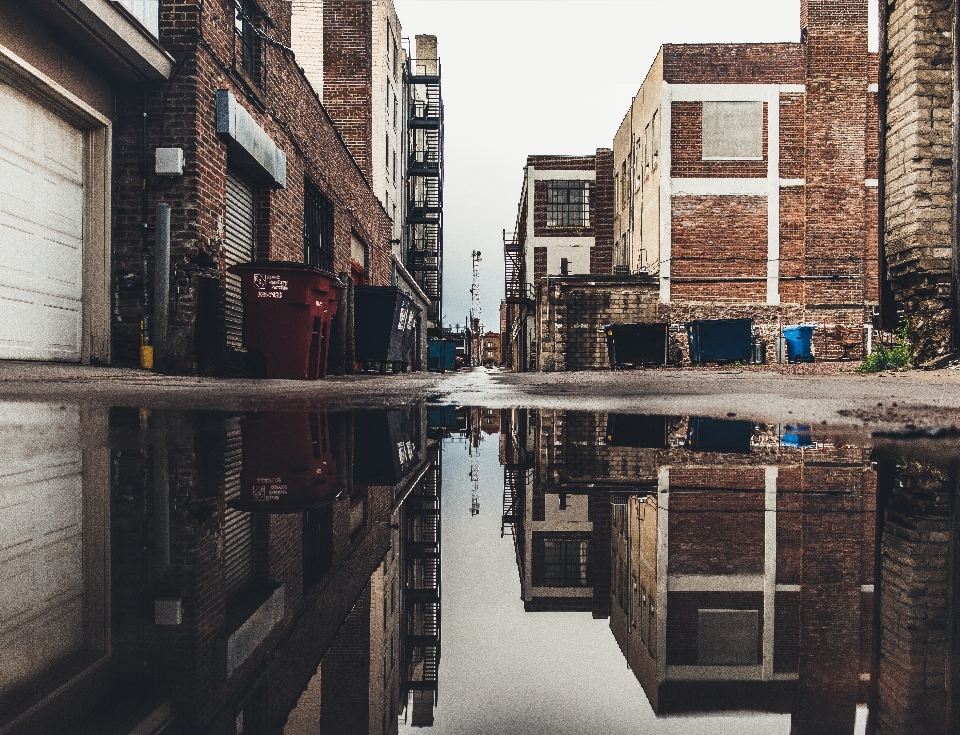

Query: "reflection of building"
<box><xmin>3</xmin><ymin>404</ymin><xmax>438</xmax><ymax>735</ymax></box>
<box><xmin>603</xmin><ymin>415</ymin><xmax>876</xmax><ymax>728</ymax></box>
<box><xmin>502</xmin><ymin>409</ymin><xmax>615</xmax><ymax>617</ymax></box>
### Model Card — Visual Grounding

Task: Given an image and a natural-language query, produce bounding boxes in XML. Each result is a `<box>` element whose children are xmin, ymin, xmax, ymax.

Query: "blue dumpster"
<box><xmin>428</xmin><ymin>339</ymin><xmax>456</xmax><ymax>372</ymax></box>
<box><xmin>782</xmin><ymin>325</ymin><xmax>816</xmax><ymax>363</ymax></box>
<box><xmin>782</xmin><ymin>425</ymin><xmax>815</xmax><ymax>448</ymax></box>
<box><xmin>605</xmin><ymin>323</ymin><xmax>669</xmax><ymax>368</ymax></box>
<box><xmin>686</xmin><ymin>319</ymin><xmax>753</xmax><ymax>364</ymax></box>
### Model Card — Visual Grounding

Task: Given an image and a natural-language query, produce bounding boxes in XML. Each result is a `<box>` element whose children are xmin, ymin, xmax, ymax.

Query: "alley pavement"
<box><xmin>4</xmin><ymin>361</ymin><xmax>960</xmax><ymax>436</ymax></box>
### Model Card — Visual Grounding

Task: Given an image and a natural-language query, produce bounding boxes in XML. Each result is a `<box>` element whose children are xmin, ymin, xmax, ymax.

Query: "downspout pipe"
<box><xmin>154</xmin><ymin>203</ymin><xmax>171</xmax><ymax>373</ymax></box>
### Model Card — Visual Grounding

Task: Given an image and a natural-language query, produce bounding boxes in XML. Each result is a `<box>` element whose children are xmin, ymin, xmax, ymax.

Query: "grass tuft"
<box><xmin>857</xmin><ymin>321</ymin><xmax>911</xmax><ymax>373</ymax></box>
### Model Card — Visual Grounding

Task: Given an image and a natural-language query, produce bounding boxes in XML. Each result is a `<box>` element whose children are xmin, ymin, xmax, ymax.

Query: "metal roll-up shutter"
<box><xmin>0</xmin><ymin>81</ymin><xmax>85</xmax><ymax>361</ymax></box>
<box><xmin>224</xmin><ymin>171</ymin><xmax>254</xmax><ymax>349</ymax></box>
<box><xmin>222</xmin><ymin>417</ymin><xmax>252</xmax><ymax>598</ymax></box>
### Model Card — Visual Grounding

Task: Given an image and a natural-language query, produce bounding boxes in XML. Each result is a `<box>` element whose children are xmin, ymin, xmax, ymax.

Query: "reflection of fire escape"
<box><xmin>405</xmin><ymin>57</ymin><xmax>444</xmax><ymax>324</ymax></box>
<box><xmin>501</xmin><ymin>412</ymin><xmax>533</xmax><ymax>539</ymax></box>
<box><xmin>403</xmin><ymin>448</ymin><xmax>441</xmax><ymax>725</ymax></box>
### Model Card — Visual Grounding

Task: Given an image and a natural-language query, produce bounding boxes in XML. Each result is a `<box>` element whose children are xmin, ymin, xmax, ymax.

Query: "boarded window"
<box><xmin>697</xmin><ymin>609</ymin><xmax>759</xmax><ymax>665</ymax></box>
<box><xmin>304</xmin><ymin>180</ymin><xmax>334</xmax><ymax>271</ymax></box>
<box><xmin>702</xmin><ymin>101</ymin><xmax>763</xmax><ymax>160</ymax></box>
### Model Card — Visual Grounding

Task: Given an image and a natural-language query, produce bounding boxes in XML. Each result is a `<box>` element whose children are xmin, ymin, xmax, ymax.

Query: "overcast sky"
<box><xmin>391</xmin><ymin>0</ymin><xmax>878</xmax><ymax>330</ymax></box>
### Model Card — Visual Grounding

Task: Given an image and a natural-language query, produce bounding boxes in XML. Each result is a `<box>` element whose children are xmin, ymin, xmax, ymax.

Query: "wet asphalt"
<box><xmin>2</xmin><ymin>361</ymin><xmax>960</xmax><ymax>437</ymax></box>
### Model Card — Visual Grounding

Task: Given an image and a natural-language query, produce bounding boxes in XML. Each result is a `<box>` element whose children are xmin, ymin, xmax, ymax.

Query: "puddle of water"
<box><xmin>0</xmin><ymin>401</ymin><xmax>956</xmax><ymax>734</ymax></box>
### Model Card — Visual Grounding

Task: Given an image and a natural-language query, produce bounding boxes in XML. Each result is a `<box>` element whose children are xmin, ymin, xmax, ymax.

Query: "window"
<box><xmin>621</xmin><ymin>160</ymin><xmax>628</xmax><ymax>209</ymax></box>
<box><xmin>235</xmin><ymin>0</ymin><xmax>263</xmax><ymax>85</ymax></box>
<box><xmin>542</xmin><ymin>539</ymin><xmax>588</xmax><ymax>587</ymax></box>
<box><xmin>560</xmin><ymin>257</ymin><xmax>569</xmax><ymax>276</ymax></box>
<box><xmin>702</xmin><ymin>101</ymin><xmax>763</xmax><ymax>160</ymax></box>
<box><xmin>304</xmin><ymin>179</ymin><xmax>334</xmax><ymax>271</ymax></box>
<box><xmin>651</xmin><ymin>109</ymin><xmax>660</xmax><ymax>167</ymax></box>
<box><xmin>546</xmin><ymin>181</ymin><xmax>590</xmax><ymax>228</ymax></box>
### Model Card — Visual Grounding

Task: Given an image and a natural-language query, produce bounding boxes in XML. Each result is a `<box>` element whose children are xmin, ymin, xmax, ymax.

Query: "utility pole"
<box><xmin>470</xmin><ymin>250</ymin><xmax>482</xmax><ymax>366</ymax></box>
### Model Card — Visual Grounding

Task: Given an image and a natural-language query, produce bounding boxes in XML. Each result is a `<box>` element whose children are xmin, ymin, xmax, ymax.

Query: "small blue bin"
<box><xmin>783</xmin><ymin>325</ymin><xmax>816</xmax><ymax>363</ymax></box>
<box><xmin>781</xmin><ymin>425</ymin><xmax>815</xmax><ymax>448</ymax></box>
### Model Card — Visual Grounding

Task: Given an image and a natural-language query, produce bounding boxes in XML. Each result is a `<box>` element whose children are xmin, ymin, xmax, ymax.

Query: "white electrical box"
<box><xmin>155</xmin><ymin>147</ymin><xmax>184</xmax><ymax>176</ymax></box>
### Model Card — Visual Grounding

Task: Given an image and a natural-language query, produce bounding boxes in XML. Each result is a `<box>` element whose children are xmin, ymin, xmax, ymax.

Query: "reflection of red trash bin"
<box><xmin>230</xmin><ymin>412</ymin><xmax>343</xmax><ymax>513</ymax></box>
<box><xmin>227</xmin><ymin>262</ymin><xmax>343</xmax><ymax>379</ymax></box>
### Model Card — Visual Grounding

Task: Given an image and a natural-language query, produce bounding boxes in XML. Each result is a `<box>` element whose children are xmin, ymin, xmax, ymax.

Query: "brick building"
<box><xmin>479</xmin><ymin>330</ymin><xmax>501</xmax><ymax>366</ymax></box>
<box><xmin>291</xmin><ymin>2</ymin><xmax>445</xmax><ymax>361</ymax></box>
<box><xmin>613</xmin><ymin>0</ymin><xmax>880</xmax><ymax>363</ymax></box>
<box><xmin>502</xmin><ymin>153</ymin><xmax>615</xmax><ymax>371</ymax></box>
<box><xmin>0</xmin><ymin>0</ymin><xmax>171</xmax><ymax>364</ymax></box>
<box><xmin>881</xmin><ymin>0</ymin><xmax>957</xmax><ymax>363</ymax></box>
<box><xmin>111</xmin><ymin>0</ymin><xmax>396</xmax><ymax>375</ymax></box>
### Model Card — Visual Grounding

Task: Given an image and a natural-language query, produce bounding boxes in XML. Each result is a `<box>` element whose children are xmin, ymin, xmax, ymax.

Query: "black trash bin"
<box><xmin>605</xmin><ymin>414</ymin><xmax>675</xmax><ymax>448</ymax></box>
<box><xmin>686</xmin><ymin>319</ymin><xmax>753</xmax><ymax>364</ymax></box>
<box><xmin>605</xmin><ymin>323</ymin><xmax>669</xmax><ymax>368</ymax></box>
<box><xmin>686</xmin><ymin>416</ymin><xmax>755</xmax><ymax>453</ymax></box>
<box><xmin>354</xmin><ymin>286</ymin><xmax>418</xmax><ymax>370</ymax></box>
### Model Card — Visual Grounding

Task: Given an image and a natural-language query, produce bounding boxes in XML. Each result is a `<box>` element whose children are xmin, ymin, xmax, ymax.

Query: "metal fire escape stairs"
<box><xmin>405</xmin><ymin>58</ymin><xmax>444</xmax><ymax>324</ymax></box>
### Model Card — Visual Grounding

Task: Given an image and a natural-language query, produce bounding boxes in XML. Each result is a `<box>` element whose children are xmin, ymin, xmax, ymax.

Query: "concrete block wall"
<box><xmin>884</xmin><ymin>0</ymin><xmax>956</xmax><ymax>361</ymax></box>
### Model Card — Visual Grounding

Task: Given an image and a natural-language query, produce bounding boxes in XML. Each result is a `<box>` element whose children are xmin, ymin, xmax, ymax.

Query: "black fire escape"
<box><xmin>402</xmin><ymin>446</ymin><xmax>441</xmax><ymax>725</ymax></box>
<box><xmin>503</xmin><ymin>230</ymin><xmax>535</xmax><ymax>369</ymax></box>
<box><xmin>405</xmin><ymin>57</ymin><xmax>444</xmax><ymax>325</ymax></box>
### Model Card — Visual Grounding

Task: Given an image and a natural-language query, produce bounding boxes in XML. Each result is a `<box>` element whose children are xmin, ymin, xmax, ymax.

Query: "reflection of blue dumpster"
<box><xmin>686</xmin><ymin>319</ymin><xmax>753</xmax><ymax>364</ymax></box>
<box><xmin>782</xmin><ymin>425</ymin><xmax>815</xmax><ymax>448</ymax></box>
<box><xmin>428</xmin><ymin>339</ymin><xmax>456</xmax><ymax>372</ymax></box>
<box><xmin>428</xmin><ymin>405</ymin><xmax>457</xmax><ymax>430</ymax></box>
<box><xmin>686</xmin><ymin>417</ymin><xmax>755</xmax><ymax>453</ymax></box>
<box><xmin>783</xmin><ymin>325</ymin><xmax>816</xmax><ymax>363</ymax></box>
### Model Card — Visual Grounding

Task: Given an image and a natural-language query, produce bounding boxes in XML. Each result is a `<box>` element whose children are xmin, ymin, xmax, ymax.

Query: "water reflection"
<box><xmin>0</xmin><ymin>403</ymin><xmax>957</xmax><ymax>734</ymax></box>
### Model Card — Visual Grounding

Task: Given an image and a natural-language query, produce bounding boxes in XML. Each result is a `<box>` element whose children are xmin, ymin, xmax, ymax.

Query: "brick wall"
<box><xmin>591</xmin><ymin>148</ymin><xmax>615</xmax><ymax>274</ymax></box>
<box><xmin>670</xmin><ymin>103</ymin><xmax>769</xmax><ymax>179</ymax></box>
<box><xmin>112</xmin><ymin>0</ymin><xmax>392</xmax><ymax>374</ymax></box>
<box><xmin>663</xmin><ymin>43</ymin><xmax>806</xmax><ymax>85</ymax></box>
<box><xmin>883</xmin><ymin>0</ymin><xmax>955</xmax><ymax>360</ymax></box>
<box><xmin>536</xmin><ymin>278</ymin><xmax>660</xmax><ymax>371</ymax></box>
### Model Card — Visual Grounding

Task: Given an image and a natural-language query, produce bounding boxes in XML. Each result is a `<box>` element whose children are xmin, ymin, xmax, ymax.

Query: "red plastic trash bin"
<box><xmin>227</xmin><ymin>262</ymin><xmax>343</xmax><ymax>379</ymax></box>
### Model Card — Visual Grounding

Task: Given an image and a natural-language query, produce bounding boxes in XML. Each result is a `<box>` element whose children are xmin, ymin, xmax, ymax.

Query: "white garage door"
<box><xmin>0</xmin><ymin>402</ymin><xmax>84</xmax><ymax>696</ymax></box>
<box><xmin>0</xmin><ymin>81</ymin><xmax>84</xmax><ymax>361</ymax></box>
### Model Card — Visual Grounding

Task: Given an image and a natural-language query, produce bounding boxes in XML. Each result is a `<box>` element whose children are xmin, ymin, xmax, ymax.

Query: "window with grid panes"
<box><xmin>542</xmin><ymin>539</ymin><xmax>588</xmax><ymax>587</ymax></box>
<box><xmin>235</xmin><ymin>0</ymin><xmax>263</xmax><ymax>85</ymax></box>
<box><xmin>304</xmin><ymin>180</ymin><xmax>334</xmax><ymax>271</ymax></box>
<box><xmin>546</xmin><ymin>181</ymin><xmax>590</xmax><ymax>228</ymax></box>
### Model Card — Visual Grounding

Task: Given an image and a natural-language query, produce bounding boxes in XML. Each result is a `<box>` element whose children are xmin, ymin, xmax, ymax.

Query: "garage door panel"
<box><xmin>0</xmin><ymin>81</ymin><xmax>85</xmax><ymax>362</ymax></box>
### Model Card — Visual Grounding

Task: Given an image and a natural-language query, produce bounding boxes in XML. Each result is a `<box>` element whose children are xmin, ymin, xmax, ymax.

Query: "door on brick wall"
<box><xmin>0</xmin><ymin>81</ymin><xmax>84</xmax><ymax>361</ymax></box>
<box><xmin>224</xmin><ymin>170</ymin><xmax>255</xmax><ymax>350</ymax></box>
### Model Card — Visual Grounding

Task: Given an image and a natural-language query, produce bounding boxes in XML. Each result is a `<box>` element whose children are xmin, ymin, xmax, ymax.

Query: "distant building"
<box><xmin>502</xmin><ymin>153</ymin><xmax>615</xmax><ymax>371</ymax></box>
<box><xmin>612</xmin><ymin>0</ymin><xmax>879</xmax><ymax>362</ymax></box>
<box><xmin>480</xmin><ymin>331</ymin><xmax>501</xmax><ymax>366</ymax></box>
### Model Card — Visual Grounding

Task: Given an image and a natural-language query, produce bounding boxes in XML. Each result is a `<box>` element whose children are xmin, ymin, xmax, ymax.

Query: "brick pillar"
<box><xmin>883</xmin><ymin>0</ymin><xmax>956</xmax><ymax>361</ymax></box>
<box><xmin>322</xmin><ymin>0</ymin><xmax>374</xmax><ymax>179</ymax></box>
<box><xmin>802</xmin><ymin>0</ymin><xmax>869</xmax><ymax>310</ymax></box>
<box><xmin>592</xmin><ymin>148</ymin><xmax>615</xmax><ymax>274</ymax></box>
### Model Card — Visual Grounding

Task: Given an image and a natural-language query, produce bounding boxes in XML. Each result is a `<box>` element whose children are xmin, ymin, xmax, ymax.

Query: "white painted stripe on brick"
<box><xmin>671</xmin><ymin>83</ymin><xmax>778</xmax><ymax>102</ymax></box>
<box><xmin>776</xmin><ymin>584</ymin><xmax>801</xmax><ymax>592</ymax></box>
<box><xmin>767</xmin><ymin>87</ymin><xmax>781</xmax><ymax>305</ymax></box>
<box><xmin>865</xmin><ymin>179</ymin><xmax>879</xmax><ymax>188</ymax></box>
<box><xmin>861</xmin><ymin>584</ymin><xmax>875</xmax><ymax>593</ymax></box>
<box><xmin>660</xmin><ymin>84</ymin><xmax>672</xmax><ymax>304</ymax></box>
<box><xmin>527</xmin><ymin>236</ymin><xmax>594</xmax><ymax>248</ymax></box>
<box><xmin>779</xmin><ymin>84</ymin><xmax>806</xmax><ymax>94</ymax></box>
<box><xmin>671</xmin><ymin>178</ymin><xmax>768</xmax><ymax>196</ymax></box>
<box><xmin>868</xmin><ymin>83</ymin><xmax>879</xmax><ymax>93</ymax></box>
<box><xmin>666</xmin><ymin>665</ymin><xmax>765</xmax><ymax>681</ymax></box>
<box><xmin>530</xmin><ymin>169</ymin><xmax>597</xmax><ymax>182</ymax></box>
<box><xmin>668</xmin><ymin>574</ymin><xmax>764</xmax><ymax>592</ymax></box>
<box><xmin>780</xmin><ymin>178</ymin><xmax>805</xmax><ymax>187</ymax></box>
